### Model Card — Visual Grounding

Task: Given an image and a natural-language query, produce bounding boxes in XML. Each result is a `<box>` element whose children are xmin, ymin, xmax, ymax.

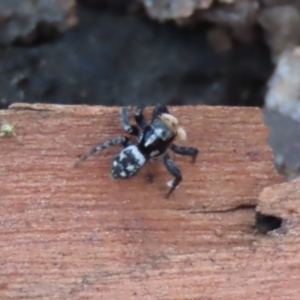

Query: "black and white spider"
<box><xmin>74</xmin><ymin>104</ymin><xmax>198</xmax><ymax>198</ymax></box>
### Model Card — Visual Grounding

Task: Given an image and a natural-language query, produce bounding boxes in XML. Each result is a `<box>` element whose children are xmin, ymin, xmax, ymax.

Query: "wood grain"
<box><xmin>0</xmin><ymin>103</ymin><xmax>289</xmax><ymax>299</ymax></box>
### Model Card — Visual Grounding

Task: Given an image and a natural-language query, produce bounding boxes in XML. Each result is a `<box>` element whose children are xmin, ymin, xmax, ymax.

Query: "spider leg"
<box><xmin>152</xmin><ymin>103</ymin><xmax>169</xmax><ymax>121</ymax></box>
<box><xmin>134</xmin><ymin>105</ymin><xmax>147</xmax><ymax>129</ymax></box>
<box><xmin>170</xmin><ymin>144</ymin><xmax>198</xmax><ymax>163</ymax></box>
<box><xmin>120</xmin><ymin>106</ymin><xmax>139</xmax><ymax>136</ymax></box>
<box><xmin>74</xmin><ymin>136</ymin><xmax>130</xmax><ymax>167</ymax></box>
<box><xmin>164</xmin><ymin>152</ymin><xmax>182</xmax><ymax>199</ymax></box>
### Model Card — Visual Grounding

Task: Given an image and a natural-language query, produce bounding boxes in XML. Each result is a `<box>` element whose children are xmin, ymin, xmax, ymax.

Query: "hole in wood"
<box><xmin>255</xmin><ymin>212</ymin><xmax>283</xmax><ymax>234</ymax></box>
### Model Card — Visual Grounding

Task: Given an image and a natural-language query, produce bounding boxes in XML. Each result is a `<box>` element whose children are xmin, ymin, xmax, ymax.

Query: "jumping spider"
<box><xmin>74</xmin><ymin>104</ymin><xmax>198</xmax><ymax>198</ymax></box>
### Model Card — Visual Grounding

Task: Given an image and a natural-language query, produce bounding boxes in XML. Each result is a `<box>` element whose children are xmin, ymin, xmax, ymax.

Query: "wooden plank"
<box><xmin>0</xmin><ymin>103</ymin><xmax>286</xmax><ymax>299</ymax></box>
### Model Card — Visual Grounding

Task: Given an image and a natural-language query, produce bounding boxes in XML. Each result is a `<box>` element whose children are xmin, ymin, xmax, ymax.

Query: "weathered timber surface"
<box><xmin>0</xmin><ymin>103</ymin><xmax>288</xmax><ymax>299</ymax></box>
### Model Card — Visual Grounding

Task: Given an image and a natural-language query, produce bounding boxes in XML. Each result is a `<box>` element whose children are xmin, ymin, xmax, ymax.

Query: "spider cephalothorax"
<box><xmin>74</xmin><ymin>104</ymin><xmax>198</xmax><ymax>198</ymax></box>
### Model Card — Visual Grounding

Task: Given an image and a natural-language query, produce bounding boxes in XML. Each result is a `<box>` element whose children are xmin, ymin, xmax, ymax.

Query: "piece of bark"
<box><xmin>0</xmin><ymin>103</ymin><xmax>286</xmax><ymax>299</ymax></box>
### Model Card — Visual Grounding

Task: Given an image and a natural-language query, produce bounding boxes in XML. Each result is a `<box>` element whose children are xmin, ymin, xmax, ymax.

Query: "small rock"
<box><xmin>141</xmin><ymin>0</ymin><xmax>213</xmax><ymax>21</ymax></box>
<box><xmin>265</xmin><ymin>47</ymin><xmax>300</xmax><ymax>122</ymax></box>
<box><xmin>0</xmin><ymin>0</ymin><xmax>77</xmax><ymax>45</ymax></box>
<box><xmin>200</xmin><ymin>0</ymin><xmax>259</xmax><ymax>43</ymax></box>
<box><xmin>259</xmin><ymin>5</ymin><xmax>300</xmax><ymax>59</ymax></box>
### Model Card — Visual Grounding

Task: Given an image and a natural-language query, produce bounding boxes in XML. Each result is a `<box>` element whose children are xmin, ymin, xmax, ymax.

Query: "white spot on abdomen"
<box><xmin>126</xmin><ymin>165</ymin><xmax>135</xmax><ymax>172</ymax></box>
<box><xmin>119</xmin><ymin>150</ymin><xmax>127</xmax><ymax>161</ymax></box>
<box><xmin>127</xmin><ymin>145</ymin><xmax>146</xmax><ymax>166</ymax></box>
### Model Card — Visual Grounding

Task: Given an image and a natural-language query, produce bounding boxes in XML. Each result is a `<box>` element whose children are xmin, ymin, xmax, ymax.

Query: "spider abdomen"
<box><xmin>111</xmin><ymin>145</ymin><xmax>146</xmax><ymax>179</ymax></box>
